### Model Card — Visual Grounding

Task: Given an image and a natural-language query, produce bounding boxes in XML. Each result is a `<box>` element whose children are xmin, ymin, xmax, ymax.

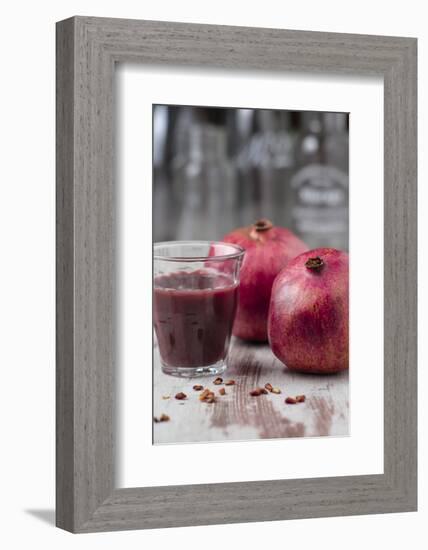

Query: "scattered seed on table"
<box><xmin>199</xmin><ymin>389</ymin><xmax>210</xmax><ymax>401</ymax></box>
<box><xmin>285</xmin><ymin>397</ymin><xmax>297</xmax><ymax>404</ymax></box>
<box><xmin>175</xmin><ymin>392</ymin><xmax>187</xmax><ymax>400</ymax></box>
<box><xmin>213</xmin><ymin>377</ymin><xmax>223</xmax><ymax>385</ymax></box>
<box><xmin>225</xmin><ymin>380</ymin><xmax>235</xmax><ymax>386</ymax></box>
<box><xmin>250</xmin><ymin>388</ymin><xmax>268</xmax><ymax>396</ymax></box>
<box><xmin>199</xmin><ymin>389</ymin><xmax>216</xmax><ymax>403</ymax></box>
<box><xmin>153</xmin><ymin>413</ymin><xmax>170</xmax><ymax>423</ymax></box>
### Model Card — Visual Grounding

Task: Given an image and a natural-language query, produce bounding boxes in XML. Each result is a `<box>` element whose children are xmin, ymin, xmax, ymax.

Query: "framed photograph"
<box><xmin>56</xmin><ymin>16</ymin><xmax>417</xmax><ymax>532</ymax></box>
<box><xmin>150</xmin><ymin>105</ymin><xmax>349</xmax><ymax>447</ymax></box>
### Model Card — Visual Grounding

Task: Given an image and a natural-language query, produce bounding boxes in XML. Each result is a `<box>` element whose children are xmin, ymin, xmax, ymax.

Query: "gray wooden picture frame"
<box><xmin>56</xmin><ymin>16</ymin><xmax>417</xmax><ymax>533</ymax></box>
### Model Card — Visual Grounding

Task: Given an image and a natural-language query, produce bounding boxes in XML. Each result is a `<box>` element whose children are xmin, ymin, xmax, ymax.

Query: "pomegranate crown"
<box><xmin>305</xmin><ymin>257</ymin><xmax>324</xmax><ymax>271</ymax></box>
<box><xmin>253</xmin><ymin>219</ymin><xmax>273</xmax><ymax>232</ymax></box>
<box><xmin>249</xmin><ymin>219</ymin><xmax>273</xmax><ymax>240</ymax></box>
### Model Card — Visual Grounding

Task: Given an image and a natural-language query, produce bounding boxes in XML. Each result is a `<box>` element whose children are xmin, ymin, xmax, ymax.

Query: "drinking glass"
<box><xmin>153</xmin><ymin>241</ymin><xmax>244</xmax><ymax>377</ymax></box>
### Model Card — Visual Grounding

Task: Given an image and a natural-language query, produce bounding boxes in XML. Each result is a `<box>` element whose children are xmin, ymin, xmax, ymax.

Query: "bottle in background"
<box><xmin>253</xmin><ymin>109</ymin><xmax>297</xmax><ymax>229</ymax></box>
<box><xmin>153</xmin><ymin>105</ymin><xmax>171</xmax><ymax>242</ymax></box>
<box><xmin>234</xmin><ymin>109</ymin><xmax>296</xmax><ymax>228</ymax></box>
<box><xmin>227</xmin><ymin>108</ymin><xmax>258</xmax><ymax>227</ymax></box>
<box><xmin>174</xmin><ymin>121</ymin><xmax>236</xmax><ymax>241</ymax></box>
<box><xmin>290</xmin><ymin>112</ymin><xmax>349</xmax><ymax>251</ymax></box>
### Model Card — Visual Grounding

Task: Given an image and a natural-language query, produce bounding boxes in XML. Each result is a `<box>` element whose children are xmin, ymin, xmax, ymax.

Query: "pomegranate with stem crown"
<box><xmin>222</xmin><ymin>219</ymin><xmax>308</xmax><ymax>341</ymax></box>
<box><xmin>268</xmin><ymin>247</ymin><xmax>349</xmax><ymax>374</ymax></box>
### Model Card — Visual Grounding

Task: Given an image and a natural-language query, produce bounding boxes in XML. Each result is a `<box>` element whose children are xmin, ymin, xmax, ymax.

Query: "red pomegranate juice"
<box><xmin>154</xmin><ymin>270</ymin><xmax>238</xmax><ymax>368</ymax></box>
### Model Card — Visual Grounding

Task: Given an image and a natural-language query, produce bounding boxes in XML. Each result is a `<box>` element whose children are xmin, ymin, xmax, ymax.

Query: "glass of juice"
<box><xmin>153</xmin><ymin>241</ymin><xmax>244</xmax><ymax>377</ymax></box>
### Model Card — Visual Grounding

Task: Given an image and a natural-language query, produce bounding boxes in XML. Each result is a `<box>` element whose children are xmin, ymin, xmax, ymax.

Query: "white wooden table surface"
<box><xmin>153</xmin><ymin>337</ymin><xmax>349</xmax><ymax>445</ymax></box>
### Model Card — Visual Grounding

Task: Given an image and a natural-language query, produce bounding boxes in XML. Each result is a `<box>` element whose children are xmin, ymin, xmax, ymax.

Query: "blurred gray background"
<box><xmin>153</xmin><ymin>105</ymin><xmax>349</xmax><ymax>251</ymax></box>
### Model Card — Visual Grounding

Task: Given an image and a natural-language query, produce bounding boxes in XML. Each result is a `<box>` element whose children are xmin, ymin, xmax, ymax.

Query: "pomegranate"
<box><xmin>268</xmin><ymin>248</ymin><xmax>349</xmax><ymax>374</ymax></box>
<box><xmin>222</xmin><ymin>219</ymin><xmax>308</xmax><ymax>341</ymax></box>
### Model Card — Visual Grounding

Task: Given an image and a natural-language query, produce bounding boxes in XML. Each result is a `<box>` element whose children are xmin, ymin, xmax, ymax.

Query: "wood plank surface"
<box><xmin>154</xmin><ymin>337</ymin><xmax>348</xmax><ymax>444</ymax></box>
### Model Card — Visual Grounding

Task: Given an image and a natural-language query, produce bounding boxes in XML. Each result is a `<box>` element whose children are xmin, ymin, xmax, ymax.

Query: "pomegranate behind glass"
<box><xmin>222</xmin><ymin>219</ymin><xmax>308</xmax><ymax>341</ymax></box>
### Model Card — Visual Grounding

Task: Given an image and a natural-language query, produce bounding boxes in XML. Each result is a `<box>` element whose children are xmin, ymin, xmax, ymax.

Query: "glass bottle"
<box><xmin>174</xmin><ymin>122</ymin><xmax>236</xmax><ymax>241</ymax></box>
<box><xmin>227</xmin><ymin>108</ymin><xmax>258</xmax><ymax>227</ymax></box>
<box><xmin>153</xmin><ymin>105</ymin><xmax>172</xmax><ymax>241</ymax></box>
<box><xmin>235</xmin><ymin>109</ymin><xmax>296</xmax><ymax>228</ymax></box>
<box><xmin>290</xmin><ymin>112</ymin><xmax>349</xmax><ymax>250</ymax></box>
<box><xmin>254</xmin><ymin>109</ymin><xmax>297</xmax><ymax>228</ymax></box>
